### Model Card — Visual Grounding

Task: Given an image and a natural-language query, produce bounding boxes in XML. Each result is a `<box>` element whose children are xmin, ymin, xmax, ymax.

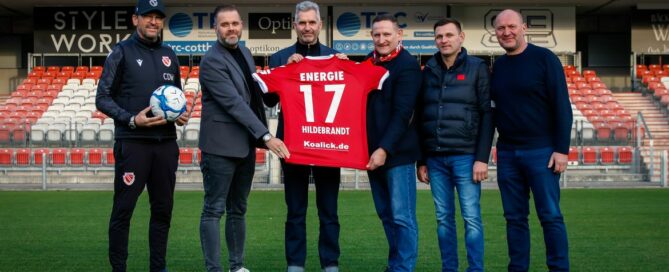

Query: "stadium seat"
<box><xmin>104</xmin><ymin>148</ymin><xmax>115</xmax><ymax>165</ymax></box>
<box><xmin>595</xmin><ymin>123</ymin><xmax>612</xmax><ymax>142</ymax></box>
<box><xmin>255</xmin><ymin>148</ymin><xmax>266</xmax><ymax>164</ymax></box>
<box><xmin>618</xmin><ymin>146</ymin><xmax>633</xmax><ymax>164</ymax></box>
<box><xmin>568</xmin><ymin>147</ymin><xmax>579</xmax><ymax>165</ymax></box>
<box><xmin>51</xmin><ymin>148</ymin><xmax>67</xmax><ymax>166</ymax></box>
<box><xmin>30</xmin><ymin>124</ymin><xmax>48</xmax><ymax>146</ymax></box>
<box><xmin>88</xmin><ymin>148</ymin><xmax>103</xmax><ymax>165</ymax></box>
<box><xmin>179</xmin><ymin>148</ymin><xmax>194</xmax><ymax>165</ymax></box>
<box><xmin>10</xmin><ymin>124</ymin><xmax>27</xmax><ymax>145</ymax></box>
<box><xmin>0</xmin><ymin>148</ymin><xmax>12</xmax><ymax>166</ymax></box>
<box><xmin>33</xmin><ymin>148</ymin><xmax>49</xmax><ymax>165</ymax></box>
<box><xmin>582</xmin><ymin>147</ymin><xmax>597</xmax><ymax>164</ymax></box>
<box><xmin>98</xmin><ymin>124</ymin><xmax>115</xmax><ymax>145</ymax></box>
<box><xmin>600</xmin><ymin>147</ymin><xmax>615</xmax><ymax>164</ymax></box>
<box><xmin>15</xmin><ymin>148</ymin><xmax>30</xmax><ymax>166</ymax></box>
<box><xmin>0</xmin><ymin>125</ymin><xmax>10</xmax><ymax>145</ymax></box>
<box><xmin>70</xmin><ymin>148</ymin><xmax>86</xmax><ymax>166</ymax></box>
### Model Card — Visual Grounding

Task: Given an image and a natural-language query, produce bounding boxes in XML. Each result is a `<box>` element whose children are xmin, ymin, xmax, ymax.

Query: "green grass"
<box><xmin>0</xmin><ymin>189</ymin><xmax>668</xmax><ymax>271</ymax></box>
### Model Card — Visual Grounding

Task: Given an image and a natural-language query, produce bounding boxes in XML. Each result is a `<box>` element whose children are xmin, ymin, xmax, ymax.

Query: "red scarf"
<box><xmin>372</xmin><ymin>42</ymin><xmax>403</xmax><ymax>64</ymax></box>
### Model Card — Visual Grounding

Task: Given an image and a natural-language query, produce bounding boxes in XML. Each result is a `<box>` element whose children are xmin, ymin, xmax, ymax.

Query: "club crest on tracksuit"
<box><xmin>162</xmin><ymin>56</ymin><xmax>171</xmax><ymax>67</ymax></box>
<box><xmin>123</xmin><ymin>172</ymin><xmax>135</xmax><ymax>186</ymax></box>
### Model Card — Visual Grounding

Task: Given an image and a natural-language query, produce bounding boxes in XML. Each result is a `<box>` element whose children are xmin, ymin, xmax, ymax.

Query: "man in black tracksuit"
<box><xmin>95</xmin><ymin>1</ymin><xmax>187</xmax><ymax>271</ymax></box>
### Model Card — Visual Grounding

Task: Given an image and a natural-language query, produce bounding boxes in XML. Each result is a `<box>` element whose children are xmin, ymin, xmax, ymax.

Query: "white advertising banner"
<box><xmin>452</xmin><ymin>6</ymin><xmax>576</xmax><ymax>54</ymax></box>
<box><xmin>332</xmin><ymin>6</ymin><xmax>447</xmax><ymax>55</ymax></box>
<box><xmin>164</xmin><ymin>6</ymin><xmax>327</xmax><ymax>55</ymax></box>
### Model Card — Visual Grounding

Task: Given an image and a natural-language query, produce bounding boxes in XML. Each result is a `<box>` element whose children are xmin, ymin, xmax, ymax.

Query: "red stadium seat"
<box><xmin>88</xmin><ymin>148</ymin><xmax>103</xmax><ymax>165</ymax></box>
<box><xmin>649</xmin><ymin>64</ymin><xmax>661</xmax><ymax>71</ymax></box>
<box><xmin>618</xmin><ymin>146</ymin><xmax>633</xmax><ymax>164</ymax></box>
<box><xmin>179</xmin><ymin>148</ymin><xmax>194</xmax><ymax>165</ymax></box>
<box><xmin>0</xmin><ymin>125</ymin><xmax>10</xmax><ymax>145</ymax></box>
<box><xmin>600</xmin><ymin>147</ymin><xmax>615</xmax><ymax>164</ymax></box>
<box><xmin>613</xmin><ymin>123</ymin><xmax>630</xmax><ymax>142</ymax></box>
<box><xmin>70</xmin><ymin>148</ymin><xmax>86</xmax><ymax>166</ymax></box>
<box><xmin>33</xmin><ymin>66</ymin><xmax>46</xmax><ymax>72</ymax></box>
<box><xmin>46</xmin><ymin>66</ymin><xmax>60</xmax><ymax>73</ymax></box>
<box><xmin>75</xmin><ymin>66</ymin><xmax>89</xmax><ymax>73</ymax></box>
<box><xmin>91</xmin><ymin>66</ymin><xmax>103</xmax><ymax>72</ymax></box>
<box><xmin>15</xmin><ymin>148</ymin><xmax>30</xmax><ymax>166</ymax></box>
<box><xmin>51</xmin><ymin>148</ymin><xmax>67</xmax><ymax>166</ymax></box>
<box><xmin>582</xmin><ymin>147</ymin><xmax>598</xmax><ymax>164</ymax></box>
<box><xmin>595</xmin><ymin>123</ymin><xmax>612</xmax><ymax>142</ymax></box>
<box><xmin>568</xmin><ymin>147</ymin><xmax>579</xmax><ymax>165</ymax></box>
<box><xmin>33</xmin><ymin>148</ymin><xmax>49</xmax><ymax>165</ymax></box>
<box><xmin>11</xmin><ymin>124</ymin><xmax>27</xmax><ymax>145</ymax></box>
<box><xmin>583</xmin><ymin>69</ymin><xmax>596</xmax><ymax>77</ymax></box>
<box><xmin>105</xmin><ymin>148</ymin><xmax>115</xmax><ymax>165</ymax></box>
<box><xmin>0</xmin><ymin>148</ymin><xmax>12</xmax><ymax>166</ymax></box>
<box><xmin>196</xmin><ymin>148</ymin><xmax>202</xmax><ymax>165</ymax></box>
<box><xmin>255</xmin><ymin>148</ymin><xmax>266</xmax><ymax>164</ymax></box>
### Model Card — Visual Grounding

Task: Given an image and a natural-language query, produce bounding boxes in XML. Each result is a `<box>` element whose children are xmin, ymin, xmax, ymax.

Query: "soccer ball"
<box><xmin>150</xmin><ymin>85</ymin><xmax>186</xmax><ymax>122</ymax></box>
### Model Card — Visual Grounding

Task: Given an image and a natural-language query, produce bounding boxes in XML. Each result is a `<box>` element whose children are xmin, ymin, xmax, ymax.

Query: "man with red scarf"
<box><xmin>365</xmin><ymin>14</ymin><xmax>422</xmax><ymax>272</ymax></box>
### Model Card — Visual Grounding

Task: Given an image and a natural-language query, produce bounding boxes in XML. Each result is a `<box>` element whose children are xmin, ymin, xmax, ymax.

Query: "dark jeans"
<box><xmin>199</xmin><ymin>151</ymin><xmax>255</xmax><ymax>272</ymax></box>
<box><xmin>109</xmin><ymin>140</ymin><xmax>178</xmax><ymax>272</ymax></box>
<box><xmin>497</xmin><ymin>147</ymin><xmax>570</xmax><ymax>272</ymax></box>
<box><xmin>282</xmin><ymin>162</ymin><xmax>341</xmax><ymax>268</ymax></box>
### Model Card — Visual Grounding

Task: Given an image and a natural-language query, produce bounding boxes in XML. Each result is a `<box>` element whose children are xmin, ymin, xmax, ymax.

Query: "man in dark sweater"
<box><xmin>263</xmin><ymin>2</ymin><xmax>342</xmax><ymax>272</ymax></box>
<box><xmin>366</xmin><ymin>14</ymin><xmax>422</xmax><ymax>272</ymax></box>
<box><xmin>417</xmin><ymin>18</ymin><xmax>493</xmax><ymax>272</ymax></box>
<box><xmin>490</xmin><ymin>9</ymin><xmax>572</xmax><ymax>272</ymax></box>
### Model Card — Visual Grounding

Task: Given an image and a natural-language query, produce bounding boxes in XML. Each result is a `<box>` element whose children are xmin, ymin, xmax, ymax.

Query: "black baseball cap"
<box><xmin>135</xmin><ymin>0</ymin><xmax>165</xmax><ymax>17</ymax></box>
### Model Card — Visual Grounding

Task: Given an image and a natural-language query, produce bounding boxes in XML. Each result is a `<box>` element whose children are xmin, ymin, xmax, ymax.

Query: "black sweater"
<box><xmin>490</xmin><ymin>43</ymin><xmax>572</xmax><ymax>154</ymax></box>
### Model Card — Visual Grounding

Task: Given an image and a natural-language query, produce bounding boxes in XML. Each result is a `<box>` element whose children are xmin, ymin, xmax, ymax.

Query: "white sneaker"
<box><xmin>230</xmin><ymin>268</ymin><xmax>250</xmax><ymax>272</ymax></box>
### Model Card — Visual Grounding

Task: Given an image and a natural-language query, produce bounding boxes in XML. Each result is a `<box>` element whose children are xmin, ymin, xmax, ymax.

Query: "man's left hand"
<box><xmin>366</xmin><ymin>148</ymin><xmax>387</xmax><ymax>170</ymax></box>
<box><xmin>548</xmin><ymin>152</ymin><xmax>568</xmax><ymax>173</ymax></box>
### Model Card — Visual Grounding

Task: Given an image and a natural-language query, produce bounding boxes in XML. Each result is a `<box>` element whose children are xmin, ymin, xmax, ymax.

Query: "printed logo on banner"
<box><xmin>123</xmin><ymin>172</ymin><xmax>135</xmax><ymax>186</ymax></box>
<box><xmin>337</xmin><ymin>12</ymin><xmax>361</xmax><ymax>37</ymax></box>
<box><xmin>249</xmin><ymin>13</ymin><xmax>292</xmax><ymax>39</ymax></box>
<box><xmin>481</xmin><ymin>9</ymin><xmax>557</xmax><ymax>48</ymax></box>
<box><xmin>169</xmin><ymin>13</ymin><xmax>193</xmax><ymax>37</ymax></box>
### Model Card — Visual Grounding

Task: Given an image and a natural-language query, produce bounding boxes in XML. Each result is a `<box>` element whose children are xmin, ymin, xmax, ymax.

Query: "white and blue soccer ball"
<box><xmin>150</xmin><ymin>85</ymin><xmax>186</xmax><ymax>122</ymax></box>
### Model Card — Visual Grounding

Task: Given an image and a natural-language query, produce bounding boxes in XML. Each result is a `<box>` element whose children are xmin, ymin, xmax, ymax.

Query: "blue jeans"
<box><xmin>497</xmin><ymin>147</ymin><xmax>569</xmax><ymax>272</ymax></box>
<box><xmin>426</xmin><ymin>154</ymin><xmax>483</xmax><ymax>272</ymax></box>
<box><xmin>368</xmin><ymin>163</ymin><xmax>418</xmax><ymax>272</ymax></box>
<box><xmin>199</xmin><ymin>151</ymin><xmax>255</xmax><ymax>272</ymax></box>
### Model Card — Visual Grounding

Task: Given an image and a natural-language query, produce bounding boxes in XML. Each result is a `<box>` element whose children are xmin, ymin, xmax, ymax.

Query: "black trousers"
<box><xmin>282</xmin><ymin>162</ymin><xmax>341</xmax><ymax>268</ymax></box>
<box><xmin>109</xmin><ymin>140</ymin><xmax>178</xmax><ymax>272</ymax></box>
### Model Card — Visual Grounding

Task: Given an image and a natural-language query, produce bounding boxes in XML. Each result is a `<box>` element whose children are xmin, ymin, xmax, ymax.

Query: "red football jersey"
<box><xmin>253</xmin><ymin>55</ymin><xmax>388</xmax><ymax>169</ymax></box>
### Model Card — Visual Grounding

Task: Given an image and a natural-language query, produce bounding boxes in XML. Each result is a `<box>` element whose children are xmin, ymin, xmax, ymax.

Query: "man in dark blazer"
<box><xmin>262</xmin><ymin>2</ymin><xmax>342</xmax><ymax>272</ymax></box>
<box><xmin>198</xmin><ymin>5</ymin><xmax>288</xmax><ymax>272</ymax></box>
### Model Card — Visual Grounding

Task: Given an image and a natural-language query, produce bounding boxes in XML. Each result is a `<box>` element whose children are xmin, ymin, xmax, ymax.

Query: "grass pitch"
<box><xmin>0</xmin><ymin>189</ymin><xmax>668</xmax><ymax>271</ymax></box>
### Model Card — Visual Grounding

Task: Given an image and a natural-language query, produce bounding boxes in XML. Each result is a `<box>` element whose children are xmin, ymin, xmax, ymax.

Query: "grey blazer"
<box><xmin>198</xmin><ymin>41</ymin><xmax>269</xmax><ymax>158</ymax></box>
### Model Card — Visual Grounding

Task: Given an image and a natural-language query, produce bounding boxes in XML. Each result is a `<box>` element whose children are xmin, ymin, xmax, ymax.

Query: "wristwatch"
<box><xmin>129</xmin><ymin>116</ymin><xmax>137</xmax><ymax>129</ymax></box>
<box><xmin>262</xmin><ymin>133</ymin><xmax>272</xmax><ymax>142</ymax></box>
